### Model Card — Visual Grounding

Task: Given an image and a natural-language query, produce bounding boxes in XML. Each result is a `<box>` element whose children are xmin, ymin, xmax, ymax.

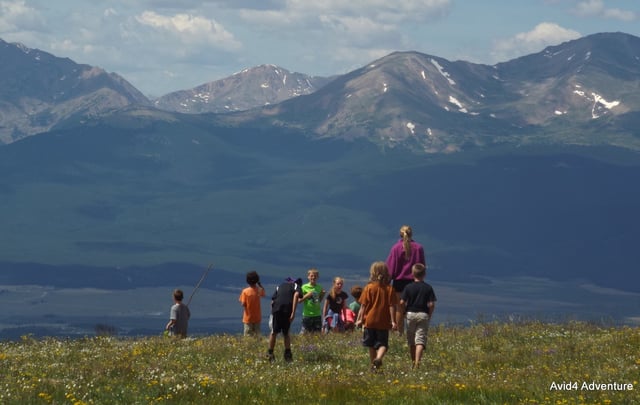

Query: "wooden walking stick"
<box><xmin>187</xmin><ymin>263</ymin><xmax>213</xmax><ymax>306</ymax></box>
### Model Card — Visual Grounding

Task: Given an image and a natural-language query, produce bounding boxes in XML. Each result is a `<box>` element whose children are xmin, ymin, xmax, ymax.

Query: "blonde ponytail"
<box><xmin>400</xmin><ymin>225</ymin><xmax>413</xmax><ymax>259</ymax></box>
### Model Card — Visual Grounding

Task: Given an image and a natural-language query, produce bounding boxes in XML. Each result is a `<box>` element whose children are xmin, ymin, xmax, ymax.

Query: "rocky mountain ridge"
<box><xmin>153</xmin><ymin>64</ymin><xmax>333</xmax><ymax>114</ymax></box>
<box><xmin>242</xmin><ymin>32</ymin><xmax>640</xmax><ymax>153</ymax></box>
<box><xmin>1</xmin><ymin>32</ymin><xmax>640</xmax><ymax>153</ymax></box>
<box><xmin>0</xmin><ymin>39</ymin><xmax>149</xmax><ymax>144</ymax></box>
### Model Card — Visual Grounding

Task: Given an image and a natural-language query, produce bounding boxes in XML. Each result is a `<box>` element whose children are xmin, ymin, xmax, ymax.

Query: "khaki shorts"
<box><xmin>243</xmin><ymin>322</ymin><xmax>261</xmax><ymax>336</ymax></box>
<box><xmin>406</xmin><ymin>312</ymin><xmax>430</xmax><ymax>346</ymax></box>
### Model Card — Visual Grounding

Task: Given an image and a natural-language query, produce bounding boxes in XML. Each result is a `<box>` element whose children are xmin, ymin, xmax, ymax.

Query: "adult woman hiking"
<box><xmin>385</xmin><ymin>225</ymin><xmax>425</xmax><ymax>336</ymax></box>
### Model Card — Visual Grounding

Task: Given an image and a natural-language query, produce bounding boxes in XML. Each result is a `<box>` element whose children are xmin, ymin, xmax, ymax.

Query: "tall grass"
<box><xmin>0</xmin><ymin>321</ymin><xmax>637</xmax><ymax>404</ymax></box>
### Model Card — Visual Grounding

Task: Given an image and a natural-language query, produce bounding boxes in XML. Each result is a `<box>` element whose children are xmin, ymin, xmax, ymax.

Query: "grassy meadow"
<box><xmin>0</xmin><ymin>321</ymin><xmax>638</xmax><ymax>404</ymax></box>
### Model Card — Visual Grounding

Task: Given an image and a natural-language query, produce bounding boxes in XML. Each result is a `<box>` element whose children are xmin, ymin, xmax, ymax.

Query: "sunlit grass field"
<box><xmin>1</xmin><ymin>321</ymin><xmax>638</xmax><ymax>404</ymax></box>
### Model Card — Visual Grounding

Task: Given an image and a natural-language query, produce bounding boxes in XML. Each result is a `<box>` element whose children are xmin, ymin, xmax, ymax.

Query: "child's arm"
<box><xmin>290</xmin><ymin>292</ymin><xmax>300</xmax><ymax>322</ymax></box>
<box><xmin>167</xmin><ymin>305</ymin><xmax>177</xmax><ymax>331</ymax></box>
<box><xmin>300</xmin><ymin>289</ymin><xmax>312</xmax><ymax>302</ymax></box>
<box><xmin>355</xmin><ymin>303</ymin><xmax>367</xmax><ymax>327</ymax></box>
<box><xmin>399</xmin><ymin>298</ymin><xmax>406</xmax><ymax>314</ymax></box>
<box><xmin>390</xmin><ymin>288</ymin><xmax>398</xmax><ymax>330</ymax></box>
<box><xmin>390</xmin><ymin>303</ymin><xmax>397</xmax><ymax>331</ymax></box>
<box><xmin>427</xmin><ymin>301</ymin><xmax>435</xmax><ymax>318</ymax></box>
<box><xmin>322</xmin><ymin>297</ymin><xmax>329</xmax><ymax>323</ymax></box>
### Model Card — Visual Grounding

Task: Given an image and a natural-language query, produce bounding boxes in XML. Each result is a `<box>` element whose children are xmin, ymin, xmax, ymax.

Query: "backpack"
<box><xmin>271</xmin><ymin>282</ymin><xmax>299</xmax><ymax>314</ymax></box>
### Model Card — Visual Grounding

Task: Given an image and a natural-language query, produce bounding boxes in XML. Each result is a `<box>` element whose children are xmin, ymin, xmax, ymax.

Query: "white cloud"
<box><xmin>51</xmin><ymin>38</ymin><xmax>79</xmax><ymax>53</ymax></box>
<box><xmin>318</xmin><ymin>15</ymin><xmax>399</xmax><ymax>47</ymax></box>
<box><xmin>0</xmin><ymin>0</ymin><xmax>44</xmax><ymax>32</ymax></box>
<box><xmin>135</xmin><ymin>11</ymin><xmax>242</xmax><ymax>51</ymax></box>
<box><xmin>286</xmin><ymin>0</ymin><xmax>451</xmax><ymax>23</ymax></box>
<box><xmin>491</xmin><ymin>23</ymin><xmax>581</xmax><ymax>63</ymax></box>
<box><xmin>238</xmin><ymin>8</ymin><xmax>298</xmax><ymax>28</ymax></box>
<box><xmin>0</xmin><ymin>0</ymin><xmax>636</xmax><ymax>97</ymax></box>
<box><xmin>104</xmin><ymin>8</ymin><xmax>118</xmax><ymax>18</ymax></box>
<box><xmin>239</xmin><ymin>0</ymin><xmax>451</xmax><ymax>29</ymax></box>
<box><xmin>237</xmin><ymin>0</ymin><xmax>448</xmax><ymax>70</ymax></box>
<box><xmin>574</xmin><ymin>0</ymin><xmax>637</xmax><ymax>22</ymax></box>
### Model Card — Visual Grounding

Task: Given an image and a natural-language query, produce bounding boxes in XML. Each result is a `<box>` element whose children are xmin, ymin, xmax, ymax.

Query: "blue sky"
<box><xmin>0</xmin><ymin>0</ymin><xmax>638</xmax><ymax>97</ymax></box>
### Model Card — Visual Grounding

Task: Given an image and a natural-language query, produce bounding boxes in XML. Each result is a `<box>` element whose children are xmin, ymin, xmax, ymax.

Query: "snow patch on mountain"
<box><xmin>448</xmin><ymin>96</ymin><xmax>467</xmax><ymax>113</ymax></box>
<box><xmin>430</xmin><ymin>59</ymin><xmax>456</xmax><ymax>85</ymax></box>
<box><xmin>572</xmin><ymin>84</ymin><xmax>621</xmax><ymax>119</ymax></box>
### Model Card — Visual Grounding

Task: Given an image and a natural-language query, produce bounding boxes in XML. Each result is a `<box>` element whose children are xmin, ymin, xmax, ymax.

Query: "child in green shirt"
<box><xmin>300</xmin><ymin>268</ymin><xmax>325</xmax><ymax>333</ymax></box>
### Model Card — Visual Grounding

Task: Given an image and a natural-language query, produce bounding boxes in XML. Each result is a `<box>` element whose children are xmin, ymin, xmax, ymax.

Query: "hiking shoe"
<box><xmin>372</xmin><ymin>358</ymin><xmax>382</xmax><ymax>369</ymax></box>
<box><xmin>284</xmin><ymin>349</ymin><xmax>293</xmax><ymax>362</ymax></box>
<box><xmin>267</xmin><ymin>351</ymin><xmax>275</xmax><ymax>363</ymax></box>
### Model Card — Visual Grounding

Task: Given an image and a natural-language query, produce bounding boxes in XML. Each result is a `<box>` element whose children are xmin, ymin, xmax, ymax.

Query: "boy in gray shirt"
<box><xmin>166</xmin><ymin>289</ymin><xmax>191</xmax><ymax>338</ymax></box>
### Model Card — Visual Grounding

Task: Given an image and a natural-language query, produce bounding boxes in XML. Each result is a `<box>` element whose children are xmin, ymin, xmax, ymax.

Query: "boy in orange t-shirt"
<box><xmin>239</xmin><ymin>271</ymin><xmax>266</xmax><ymax>336</ymax></box>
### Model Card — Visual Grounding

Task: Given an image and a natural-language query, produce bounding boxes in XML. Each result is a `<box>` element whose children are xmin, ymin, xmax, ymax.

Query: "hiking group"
<box><xmin>170</xmin><ymin>224</ymin><xmax>437</xmax><ymax>371</ymax></box>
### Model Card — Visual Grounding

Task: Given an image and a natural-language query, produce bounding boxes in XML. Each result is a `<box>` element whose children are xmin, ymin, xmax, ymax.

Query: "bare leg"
<box><xmin>371</xmin><ymin>346</ymin><xmax>387</xmax><ymax>370</ymax></box>
<box><xmin>368</xmin><ymin>347</ymin><xmax>377</xmax><ymax>363</ymax></box>
<box><xmin>267</xmin><ymin>333</ymin><xmax>276</xmax><ymax>362</ymax></box>
<box><xmin>409</xmin><ymin>344</ymin><xmax>416</xmax><ymax>362</ymax></box>
<box><xmin>395</xmin><ymin>292</ymin><xmax>404</xmax><ymax>335</ymax></box>
<box><xmin>414</xmin><ymin>344</ymin><xmax>425</xmax><ymax>368</ymax></box>
<box><xmin>283</xmin><ymin>334</ymin><xmax>293</xmax><ymax>362</ymax></box>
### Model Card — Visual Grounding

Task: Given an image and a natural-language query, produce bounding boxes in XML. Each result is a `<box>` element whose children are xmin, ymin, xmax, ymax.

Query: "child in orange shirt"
<box><xmin>355</xmin><ymin>261</ymin><xmax>398</xmax><ymax>371</ymax></box>
<box><xmin>239</xmin><ymin>271</ymin><xmax>266</xmax><ymax>336</ymax></box>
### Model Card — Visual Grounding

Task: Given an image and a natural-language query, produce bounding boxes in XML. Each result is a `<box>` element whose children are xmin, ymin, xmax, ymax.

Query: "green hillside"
<box><xmin>1</xmin><ymin>321</ymin><xmax>638</xmax><ymax>404</ymax></box>
<box><xmin>1</xmin><ymin>117</ymin><xmax>640</xmax><ymax>299</ymax></box>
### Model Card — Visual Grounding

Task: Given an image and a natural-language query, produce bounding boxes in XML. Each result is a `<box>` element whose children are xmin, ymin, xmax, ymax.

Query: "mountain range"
<box><xmin>0</xmin><ymin>33</ymin><xmax>639</xmax><ymax>336</ymax></box>
<box><xmin>249</xmin><ymin>32</ymin><xmax>640</xmax><ymax>153</ymax></box>
<box><xmin>2</xmin><ymin>32</ymin><xmax>640</xmax><ymax>153</ymax></box>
